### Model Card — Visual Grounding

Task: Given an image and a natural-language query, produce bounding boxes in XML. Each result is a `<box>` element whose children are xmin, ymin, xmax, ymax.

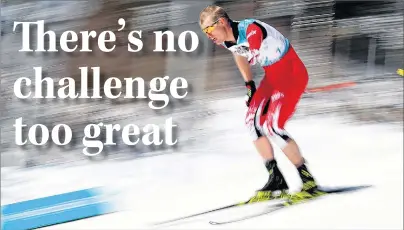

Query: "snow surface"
<box><xmin>2</xmin><ymin>97</ymin><xmax>403</xmax><ymax>229</ymax></box>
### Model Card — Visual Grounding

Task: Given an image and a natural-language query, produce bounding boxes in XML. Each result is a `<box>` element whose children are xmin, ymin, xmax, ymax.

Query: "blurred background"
<box><xmin>1</xmin><ymin>0</ymin><xmax>403</xmax><ymax>209</ymax></box>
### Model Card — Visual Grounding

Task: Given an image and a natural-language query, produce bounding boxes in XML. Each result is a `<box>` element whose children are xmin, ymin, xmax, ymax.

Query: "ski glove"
<box><xmin>245</xmin><ymin>80</ymin><xmax>256</xmax><ymax>107</ymax></box>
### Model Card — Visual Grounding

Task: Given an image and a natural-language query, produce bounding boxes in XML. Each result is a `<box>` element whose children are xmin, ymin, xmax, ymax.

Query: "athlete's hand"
<box><xmin>245</xmin><ymin>80</ymin><xmax>256</xmax><ymax>107</ymax></box>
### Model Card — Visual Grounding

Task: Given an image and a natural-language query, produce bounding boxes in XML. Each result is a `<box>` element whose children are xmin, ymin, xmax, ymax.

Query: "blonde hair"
<box><xmin>199</xmin><ymin>5</ymin><xmax>229</xmax><ymax>26</ymax></box>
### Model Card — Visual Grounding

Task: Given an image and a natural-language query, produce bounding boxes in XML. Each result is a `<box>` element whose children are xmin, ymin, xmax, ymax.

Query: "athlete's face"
<box><xmin>201</xmin><ymin>17</ymin><xmax>228</xmax><ymax>45</ymax></box>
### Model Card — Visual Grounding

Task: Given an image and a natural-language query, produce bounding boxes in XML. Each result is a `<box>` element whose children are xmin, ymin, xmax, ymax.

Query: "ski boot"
<box><xmin>295</xmin><ymin>161</ymin><xmax>327</xmax><ymax>200</ymax></box>
<box><xmin>249</xmin><ymin>159</ymin><xmax>289</xmax><ymax>203</ymax></box>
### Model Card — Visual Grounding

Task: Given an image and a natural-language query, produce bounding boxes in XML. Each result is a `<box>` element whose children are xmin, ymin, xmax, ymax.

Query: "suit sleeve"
<box><xmin>246</xmin><ymin>23</ymin><xmax>264</xmax><ymax>65</ymax></box>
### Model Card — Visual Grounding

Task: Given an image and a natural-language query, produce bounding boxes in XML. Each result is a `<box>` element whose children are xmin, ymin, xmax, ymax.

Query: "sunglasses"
<box><xmin>202</xmin><ymin>18</ymin><xmax>220</xmax><ymax>34</ymax></box>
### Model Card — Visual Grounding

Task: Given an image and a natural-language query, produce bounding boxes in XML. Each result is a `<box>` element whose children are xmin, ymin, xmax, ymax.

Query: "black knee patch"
<box><xmin>254</xmin><ymin>108</ymin><xmax>263</xmax><ymax>138</ymax></box>
<box><xmin>271</xmin><ymin>127</ymin><xmax>291</xmax><ymax>143</ymax></box>
<box><xmin>262</xmin><ymin>98</ymin><xmax>271</xmax><ymax>116</ymax></box>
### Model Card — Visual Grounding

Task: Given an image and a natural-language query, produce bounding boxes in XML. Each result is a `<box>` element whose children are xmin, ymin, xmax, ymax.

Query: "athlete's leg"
<box><xmin>253</xmin><ymin>137</ymin><xmax>274</xmax><ymax>162</ymax></box>
<box><xmin>264</xmin><ymin>88</ymin><xmax>321</xmax><ymax>193</ymax></box>
<box><xmin>245</xmin><ymin>81</ymin><xmax>275</xmax><ymax>162</ymax></box>
<box><xmin>283</xmin><ymin>140</ymin><xmax>304</xmax><ymax>166</ymax></box>
<box><xmin>267</xmin><ymin>91</ymin><xmax>305</xmax><ymax>167</ymax></box>
<box><xmin>245</xmin><ymin>82</ymin><xmax>289</xmax><ymax>194</ymax></box>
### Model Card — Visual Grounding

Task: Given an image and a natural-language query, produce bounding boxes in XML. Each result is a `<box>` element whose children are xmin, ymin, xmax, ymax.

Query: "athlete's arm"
<box><xmin>234</xmin><ymin>53</ymin><xmax>256</xmax><ymax>107</ymax></box>
<box><xmin>246</xmin><ymin>23</ymin><xmax>264</xmax><ymax>65</ymax></box>
<box><xmin>233</xmin><ymin>54</ymin><xmax>253</xmax><ymax>82</ymax></box>
<box><xmin>232</xmin><ymin>22</ymin><xmax>265</xmax><ymax>82</ymax></box>
<box><xmin>242</xmin><ymin>22</ymin><xmax>265</xmax><ymax>107</ymax></box>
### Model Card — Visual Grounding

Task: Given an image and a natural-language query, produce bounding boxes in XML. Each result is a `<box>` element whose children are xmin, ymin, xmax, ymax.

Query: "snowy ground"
<box><xmin>2</xmin><ymin>97</ymin><xmax>402</xmax><ymax>229</ymax></box>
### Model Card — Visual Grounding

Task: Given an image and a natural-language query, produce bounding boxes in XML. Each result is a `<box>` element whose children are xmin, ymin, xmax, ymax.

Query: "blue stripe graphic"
<box><xmin>1</xmin><ymin>187</ymin><xmax>113</xmax><ymax>230</ymax></box>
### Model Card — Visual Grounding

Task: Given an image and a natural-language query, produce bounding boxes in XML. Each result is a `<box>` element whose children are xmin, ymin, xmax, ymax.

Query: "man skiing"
<box><xmin>199</xmin><ymin>5</ymin><xmax>324</xmax><ymax>200</ymax></box>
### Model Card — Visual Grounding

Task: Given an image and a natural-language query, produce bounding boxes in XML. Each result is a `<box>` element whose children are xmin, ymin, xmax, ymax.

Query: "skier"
<box><xmin>199</xmin><ymin>5</ymin><xmax>324</xmax><ymax>200</ymax></box>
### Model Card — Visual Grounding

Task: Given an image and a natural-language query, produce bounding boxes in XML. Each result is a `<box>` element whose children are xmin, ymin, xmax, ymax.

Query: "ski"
<box><xmin>209</xmin><ymin>185</ymin><xmax>371</xmax><ymax>225</ymax></box>
<box><xmin>151</xmin><ymin>193</ymin><xmax>288</xmax><ymax>226</ymax></box>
